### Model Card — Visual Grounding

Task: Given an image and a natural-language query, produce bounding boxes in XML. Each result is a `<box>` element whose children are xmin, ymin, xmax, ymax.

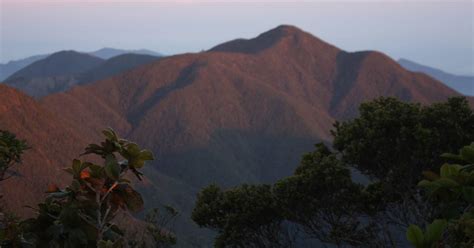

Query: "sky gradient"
<box><xmin>1</xmin><ymin>0</ymin><xmax>473</xmax><ymax>75</ymax></box>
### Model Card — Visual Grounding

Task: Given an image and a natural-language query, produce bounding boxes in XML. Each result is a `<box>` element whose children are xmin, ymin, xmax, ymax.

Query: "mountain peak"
<box><xmin>90</xmin><ymin>48</ymin><xmax>162</xmax><ymax>59</ymax></box>
<box><xmin>265</xmin><ymin>24</ymin><xmax>304</xmax><ymax>36</ymax></box>
<box><xmin>6</xmin><ymin>51</ymin><xmax>104</xmax><ymax>81</ymax></box>
<box><xmin>50</xmin><ymin>50</ymin><xmax>86</xmax><ymax>57</ymax></box>
<box><xmin>209</xmin><ymin>24</ymin><xmax>337</xmax><ymax>54</ymax></box>
<box><xmin>35</xmin><ymin>50</ymin><xmax>100</xmax><ymax>62</ymax></box>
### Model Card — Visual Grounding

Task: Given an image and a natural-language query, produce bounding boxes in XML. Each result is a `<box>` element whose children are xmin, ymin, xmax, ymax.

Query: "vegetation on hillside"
<box><xmin>0</xmin><ymin>128</ymin><xmax>176</xmax><ymax>248</ymax></box>
<box><xmin>407</xmin><ymin>143</ymin><xmax>474</xmax><ymax>248</ymax></box>
<box><xmin>193</xmin><ymin>97</ymin><xmax>474</xmax><ymax>247</ymax></box>
<box><xmin>1</xmin><ymin>97</ymin><xmax>473</xmax><ymax>247</ymax></box>
<box><xmin>0</xmin><ymin>130</ymin><xmax>29</xmax><ymax>182</ymax></box>
<box><xmin>0</xmin><ymin>130</ymin><xmax>30</xmax><ymax>246</ymax></box>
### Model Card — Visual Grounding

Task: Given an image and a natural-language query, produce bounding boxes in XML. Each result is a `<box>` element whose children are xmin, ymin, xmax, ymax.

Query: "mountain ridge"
<box><xmin>0</xmin><ymin>54</ymin><xmax>49</xmax><ymax>81</ymax></box>
<box><xmin>3</xmin><ymin>51</ymin><xmax>104</xmax><ymax>97</ymax></box>
<box><xmin>6</xmin><ymin>51</ymin><xmax>104</xmax><ymax>80</ymax></box>
<box><xmin>4</xmin><ymin>51</ymin><xmax>161</xmax><ymax>98</ymax></box>
<box><xmin>89</xmin><ymin>47</ymin><xmax>162</xmax><ymax>59</ymax></box>
<box><xmin>0</xmin><ymin>48</ymin><xmax>162</xmax><ymax>81</ymax></box>
<box><xmin>398</xmin><ymin>58</ymin><xmax>474</xmax><ymax>96</ymax></box>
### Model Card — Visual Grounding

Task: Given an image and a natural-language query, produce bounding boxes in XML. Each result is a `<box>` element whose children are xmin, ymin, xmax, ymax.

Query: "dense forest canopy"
<box><xmin>193</xmin><ymin>97</ymin><xmax>474</xmax><ymax>248</ymax></box>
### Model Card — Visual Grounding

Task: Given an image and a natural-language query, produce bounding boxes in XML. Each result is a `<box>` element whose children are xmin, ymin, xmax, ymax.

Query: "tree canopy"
<box><xmin>193</xmin><ymin>97</ymin><xmax>474</xmax><ymax>247</ymax></box>
<box><xmin>0</xmin><ymin>128</ymin><xmax>177</xmax><ymax>248</ymax></box>
<box><xmin>0</xmin><ymin>130</ymin><xmax>29</xmax><ymax>181</ymax></box>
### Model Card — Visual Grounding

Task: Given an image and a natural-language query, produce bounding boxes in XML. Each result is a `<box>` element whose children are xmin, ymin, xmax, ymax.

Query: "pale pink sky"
<box><xmin>1</xmin><ymin>0</ymin><xmax>473</xmax><ymax>75</ymax></box>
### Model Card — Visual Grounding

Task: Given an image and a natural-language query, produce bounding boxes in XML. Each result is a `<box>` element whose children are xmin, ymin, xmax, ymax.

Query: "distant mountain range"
<box><xmin>3</xmin><ymin>51</ymin><xmax>161</xmax><ymax>97</ymax></box>
<box><xmin>89</xmin><ymin>47</ymin><xmax>162</xmax><ymax>60</ymax></box>
<box><xmin>3</xmin><ymin>51</ymin><xmax>103</xmax><ymax>97</ymax></box>
<box><xmin>0</xmin><ymin>48</ymin><xmax>162</xmax><ymax>81</ymax></box>
<box><xmin>0</xmin><ymin>54</ymin><xmax>49</xmax><ymax>81</ymax></box>
<box><xmin>398</xmin><ymin>58</ymin><xmax>474</xmax><ymax>96</ymax></box>
<box><xmin>78</xmin><ymin>53</ymin><xmax>159</xmax><ymax>84</ymax></box>
<box><xmin>0</xmin><ymin>25</ymin><xmax>471</xmax><ymax>247</ymax></box>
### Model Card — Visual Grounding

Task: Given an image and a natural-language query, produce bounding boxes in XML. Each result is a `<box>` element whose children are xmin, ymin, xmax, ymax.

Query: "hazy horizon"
<box><xmin>1</xmin><ymin>1</ymin><xmax>473</xmax><ymax>75</ymax></box>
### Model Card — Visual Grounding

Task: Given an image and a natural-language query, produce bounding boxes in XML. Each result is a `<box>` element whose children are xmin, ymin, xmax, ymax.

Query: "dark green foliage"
<box><xmin>0</xmin><ymin>213</ymin><xmax>25</xmax><ymax>247</ymax></box>
<box><xmin>408</xmin><ymin>143</ymin><xmax>474</xmax><ymax>248</ymax></box>
<box><xmin>128</xmin><ymin>206</ymin><xmax>178</xmax><ymax>248</ymax></box>
<box><xmin>332</xmin><ymin>97</ymin><xmax>474</xmax><ymax>244</ymax></box>
<box><xmin>274</xmin><ymin>144</ymin><xmax>378</xmax><ymax>246</ymax></box>
<box><xmin>193</xmin><ymin>97</ymin><xmax>474</xmax><ymax>247</ymax></box>
<box><xmin>406</xmin><ymin>219</ymin><xmax>447</xmax><ymax>248</ymax></box>
<box><xmin>192</xmin><ymin>184</ymin><xmax>291</xmax><ymax>248</ymax></box>
<box><xmin>0</xmin><ymin>130</ymin><xmax>29</xmax><ymax>181</ymax></box>
<box><xmin>20</xmin><ymin>128</ymin><xmax>154</xmax><ymax>247</ymax></box>
<box><xmin>144</xmin><ymin>206</ymin><xmax>178</xmax><ymax>247</ymax></box>
<box><xmin>0</xmin><ymin>128</ymin><xmax>179</xmax><ymax>248</ymax></box>
<box><xmin>0</xmin><ymin>130</ymin><xmax>29</xmax><ymax>247</ymax></box>
<box><xmin>332</xmin><ymin>97</ymin><xmax>474</xmax><ymax>188</ymax></box>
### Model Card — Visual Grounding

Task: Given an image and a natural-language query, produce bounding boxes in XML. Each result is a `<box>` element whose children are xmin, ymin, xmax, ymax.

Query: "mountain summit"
<box><xmin>210</xmin><ymin>25</ymin><xmax>338</xmax><ymax>54</ymax></box>
<box><xmin>90</xmin><ymin>48</ymin><xmax>162</xmax><ymax>59</ymax></box>
<box><xmin>6</xmin><ymin>51</ymin><xmax>103</xmax><ymax>80</ymax></box>
<box><xmin>4</xmin><ymin>51</ymin><xmax>104</xmax><ymax>97</ymax></box>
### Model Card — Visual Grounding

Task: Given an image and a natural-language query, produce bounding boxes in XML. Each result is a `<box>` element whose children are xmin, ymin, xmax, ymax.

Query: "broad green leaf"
<box><xmin>440</xmin><ymin>164</ymin><xmax>461</xmax><ymax>178</ymax></box>
<box><xmin>82</xmin><ymin>143</ymin><xmax>102</xmax><ymax>155</ymax></box>
<box><xmin>129</xmin><ymin>158</ymin><xmax>145</xmax><ymax>169</ymax></box>
<box><xmin>460</xmin><ymin>145</ymin><xmax>474</xmax><ymax>164</ymax></box>
<box><xmin>126</xmin><ymin>143</ymin><xmax>141</xmax><ymax>157</ymax></box>
<box><xmin>102</xmin><ymin>128</ymin><xmax>117</xmax><ymax>142</ymax></box>
<box><xmin>406</xmin><ymin>225</ymin><xmax>424</xmax><ymax>247</ymax></box>
<box><xmin>418</xmin><ymin>180</ymin><xmax>432</xmax><ymax>188</ymax></box>
<box><xmin>138</xmin><ymin>150</ymin><xmax>154</xmax><ymax>161</ymax></box>
<box><xmin>424</xmin><ymin>219</ymin><xmax>447</xmax><ymax>244</ymax></box>
<box><xmin>105</xmin><ymin>154</ymin><xmax>120</xmax><ymax>180</ymax></box>
<box><xmin>72</xmin><ymin>159</ymin><xmax>84</xmax><ymax>176</ymax></box>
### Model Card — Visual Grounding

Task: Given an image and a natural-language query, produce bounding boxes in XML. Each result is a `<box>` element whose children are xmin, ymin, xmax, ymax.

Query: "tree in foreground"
<box><xmin>332</xmin><ymin>97</ymin><xmax>474</xmax><ymax>244</ymax></box>
<box><xmin>0</xmin><ymin>130</ymin><xmax>30</xmax><ymax>246</ymax></box>
<box><xmin>407</xmin><ymin>143</ymin><xmax>474</xmax><ymax>248</ymax></box>
<box><xmin>192</xmin><ymin>184</ymin><xmax>293</xmax><ymax>248</ymax></box>
<box><xmin>272</xmin><ymin>144</ymin><xmax>383</xmax><ymax>247</ymax></box>
<box><xmin>193</xmin><ymin>97</ymin><xmax>474</xmax><ymax>247</ymax></box>
<box><xmin>0</xmin><ymin>130</ymin><xmax>29</xmax><ymax>182</ymax></box>
<box><xmin>21</xmin><ymin>128</ymin><xmax>154</xmax><ymax>247</ymax></box>
<box><xmin>0</xmin><ymin>128</ymin><xmax>177</xmax><ymax>248</ymax></box>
